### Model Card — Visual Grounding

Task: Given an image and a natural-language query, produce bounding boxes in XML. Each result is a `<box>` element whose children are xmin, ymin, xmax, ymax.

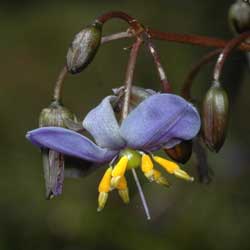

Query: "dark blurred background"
<box><xmin>1</xmin><ymin>0</ymin><xmax>250</xmax><ymax>250</ymax></box>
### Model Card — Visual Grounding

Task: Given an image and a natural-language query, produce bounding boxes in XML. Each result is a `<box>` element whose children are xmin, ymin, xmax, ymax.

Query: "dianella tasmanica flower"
<box><xmin>27</xmin><ymin>92</ymin><xmax>200</xmax><ymax>211</ymax></box>
<box><xmin>39</xmin><ymin>101</ymin><xmax>78</xmax><ymax>199</ymax></box>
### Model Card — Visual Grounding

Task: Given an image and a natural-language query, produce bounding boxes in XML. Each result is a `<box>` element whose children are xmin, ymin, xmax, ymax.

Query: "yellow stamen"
<box><xmin>117</xmin><ymin>176</ymin><xmax>129</xmax><ymax>204</ymax></box>
<box><xmin>141</xmin><ymin>154</ymin><xmax>154</xmax><ymax>173</ymax></box>
<box><xmin>141</xmin><ymin>154</ymin><xmax>154</xmax><ymax>181</ymax></box>
<box><xmin>97</xmin><ymin>167</ymin><xmax>112</xmax><ymax>211</ymax></box>
<box><xmin>98</xmin><ymin>167</ymin><xmax>112</xmax><ymax>193</ymax></box>
<box><xmin>153</xmin><ymin>169</ymin><xmax>170</xmax><ymax>187</ymax></box>
<box><xmin>111</xmin><ymin>156</ymin><xmax>128</xmax><ymax>188</ymax></box>
<box><xmin>153</xmin><ymin>156</ymin><xmax>194</xmax><ymax>182</ymax></box>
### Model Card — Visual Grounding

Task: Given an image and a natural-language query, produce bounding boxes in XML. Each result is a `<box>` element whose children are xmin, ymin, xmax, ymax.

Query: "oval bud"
<box><xmin>229</xmin><ymin>0</ymin><xmax>250</xmax><ymax>35</ymax></box>
<box><xmin>202</xmin><ymin>84</ymin><xmax>229</xmax><ymax>152</ymax></box>
<box><xmin>164</xmin><ymin>140</ymin><xmax>193</xmax><ymax>164</ymax></box>
<box><xmin>39</xmin><ymin>101</ymin><xmax>77</xmax><ymax>128</ymax></box>
<box><xmin>66</xmin><ymin>21</ymin><xmax>102</xmax><ymax>74</ymax></box>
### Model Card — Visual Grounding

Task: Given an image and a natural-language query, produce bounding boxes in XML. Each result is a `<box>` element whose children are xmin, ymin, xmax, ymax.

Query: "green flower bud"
<box><xmin>229</xmin><ymin>0</ymin><xmax>250</xmax><ymax>35</ymax></box>
<box><xmin>164</xmin><ymin>140</ymin><xmax>193</xmax><ymax>164</ymax></box>
<box><xmin>202</xmin><ymin>83</ymin><xmax>229</xmax><ymax>152</ymax></box>
<box><xmin>39</xmin><ymin>101</ymin><xmax>77</xmax><ymax>128</ymax></box>
<box><xmin>66</xmin><ymin>21</ymin><xmax>102</xmax><ymax>74</ymax></box>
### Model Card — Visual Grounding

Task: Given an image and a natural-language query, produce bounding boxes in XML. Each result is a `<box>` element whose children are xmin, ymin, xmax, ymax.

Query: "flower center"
<box><xmin>119</xmin><ymin>148</ymin><xmax>141</xmax><ymax>170</ymax></box>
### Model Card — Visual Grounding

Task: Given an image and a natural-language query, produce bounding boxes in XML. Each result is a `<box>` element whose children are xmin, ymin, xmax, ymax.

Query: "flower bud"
<box><xmin>229</xmin><ymin>0</ymin><xmax>250</xmax><ymax>35</ymax></box>
<box><xmin>39</xmin><ymin>101</ymin><xmax>77</xmax><ymax>128</ymax></box>
<box><xmin>164</xmin><ymin>140</ymin><xmax>193</xmax><ymax>164</ymax></box>
<box><xmin>66</xmin><ymin>21</ymin><xmax>102</xmax><ymax>74</ymax></box>
<box><xmin>202</xmin><ymin>83</ymin><xmax>229</xmax><ymax>152</ymax></box>
<box><xmin>39</xmin><ymin>101</ymin><xmax>77</xmax><ymax>199</ymax></box>
<box><xmin>113</xmin><ymin>86</ymin><xmax>156</xmax><ymax>112</ymax></box>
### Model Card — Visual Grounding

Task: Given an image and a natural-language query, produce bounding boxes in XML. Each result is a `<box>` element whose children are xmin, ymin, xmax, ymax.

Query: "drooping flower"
<box><xmin>26</xmin><ymin>92</ymin><xmax>201</xmax><ymax>211</ymax></box>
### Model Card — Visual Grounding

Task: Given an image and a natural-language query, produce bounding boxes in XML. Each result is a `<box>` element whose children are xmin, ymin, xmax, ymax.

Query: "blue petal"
<box><xmin>120</xmin><ymin>94</ymin><xmax>201</xmax><ymax>150</ymax></box>
<box><xmin>83</xmin><ymin>96</ymin><xmax>125</xmax><ymax>150</ymax></box>
<box><xmin>26</xmin><ymin>127</ymin><xmax>118</xmax><ymax>163</ymax></box>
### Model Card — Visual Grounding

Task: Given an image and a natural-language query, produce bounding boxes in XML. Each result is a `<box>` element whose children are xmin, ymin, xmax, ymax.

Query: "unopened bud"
<box><xmin>229</xmin><ymin>0</ymin><xmax>250</xmax><ymax>35</ymax></box>
<box><xmin>39</xmin><ymin>101</ymin><xmax>77</xmax><ymax>199</ymax></box>
<box><xmin>39</xmin><ymin>101</ymin><xmax>77</xmax><ymax>128</ymax></box>
<box><xmin>202</xmin><ymin>83</ymin><xmax>229</xmax><ymax>152</ymax></box>
<box><xmin>113</xmin><ymin>86</ymin><xmax>156</xmax><ymax>112</ymax></box>
<box><xmin>66</xmin><ymin>21</ymin><xmax>102</xmax><ymax>74</ymax></box>
<box><xmin>164</xmin><ymin>140</ymin><xmax>193</xmax><ymax>164</ymax></box>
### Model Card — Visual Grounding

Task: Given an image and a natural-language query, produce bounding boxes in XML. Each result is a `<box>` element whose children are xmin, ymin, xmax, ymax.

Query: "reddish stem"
<box><xmin>143</xmin><ymin>33</ymin><xmax>171</xmax><ymax>93</ymax></box>
<box><xmin>121</xmin><ymin>38</ymin><xmax>151</xmax><ymax>220</ymax></box>
<box><xmin>181</xmin><ymin>49</ymin><xmax>222</xmax><ymax>100</ymax></box>
<box><xmin>213</xmin><ymin>31</ymin><xmax>250</xmax><ymax>82</ymax></box>
<box><xmin>122</xmin><ymin>38</ymin><xmax>143</xmax><ymax>119</ymax></box>
<box><xmin>148</xmin><ymin>29</ymin><xmax>250</xmax><ymax>51</ymax></box>
<box><xmin>96</xmin><ymin>11</ymin><xmax>143</xmax><ymax>33</ymax></box>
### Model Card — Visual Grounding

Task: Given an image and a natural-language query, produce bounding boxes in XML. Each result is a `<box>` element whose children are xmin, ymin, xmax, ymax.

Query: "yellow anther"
<box><xmin>153</xmin><ymin>156</ymin><xmax>179</xmax><ymax>173</ymax></box>
<box><xmin>141</xmin><ymin>154</ymin><xmax>154</xmax><ymax>181</ymax></box>
<box><xmin>153</xmin><ymin>169</ymin><xmax>170</xmax><ymax>187</ymax></box>
<box><xmin>153</xmin><ymin>156</ymin><xmax>194</xmax><ymax>182</ymax></box>
<box><xmin>117</xmin><ymin>176</ymin><xmax>128</xmax><ymax>190</ymax></box>
<box><xmin>97</xmin><ymin>192</ymin><xmax>108</xmax><ymax>212</ymax></box>
<box><xmin>117</xmin><ymin>176</ymin><xmax>130</xmax><ymax>204</ymax></box>
<box><xmin>174</xmin><ymin>169</ymin><xmax>194</xmax><ymax>182</ymax></box>
<box><xmin>112</xmin><ymin>156</ymin><xmax>128</xmax><ymax>177</ymax></box>
<box><xmin>118</xmin><ymin>189</ymin><xmax>130</xmax><ymax>204</ymax></box>
<box><xmin>98</xmin><ymin>167</ymin><xmax>112</xmax><ymax>193</ymax></box>
<box><xmin>111</xmin><ymin>156</ymin><xmax>128</xmax><ymax>188</ymax></box>
<box><xmin>141</xmin><ymin>154</ymin><xmax>154</xmax><ymax>173</ymax></box>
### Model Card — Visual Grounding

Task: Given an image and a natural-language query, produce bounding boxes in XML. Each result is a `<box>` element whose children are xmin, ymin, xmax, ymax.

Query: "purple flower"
<box><xmin>26</xmin><ymin>93</ymin><xmax>200</xmax><ymax>211</ymax></box>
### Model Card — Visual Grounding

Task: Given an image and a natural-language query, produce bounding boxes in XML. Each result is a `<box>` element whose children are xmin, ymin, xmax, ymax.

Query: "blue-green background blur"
<box><xmin>1</xmin><ymin>1</ymin><xmax>250</xmax><ymax>250</ymax></box>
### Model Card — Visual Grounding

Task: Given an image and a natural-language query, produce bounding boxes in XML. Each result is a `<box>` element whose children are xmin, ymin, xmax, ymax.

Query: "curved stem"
<box><xmin>121</xmin><ymin>38</ymin><xmax>151</xmax><ymax>220</ymax></box>
<box><xmin>181</xmin><ymin>49</ymin><xmax>221</xmax><ymax>100</ymax></box>
<box><xmin>143</xmin><ymin>32</ymin><xmax>171</xmax><ymax>93</ymax></box>
<box><xmin>148</xmin><ymin>29</ymin><xmax>250</xmax><ymax>51</ymax></box>
<box><xmin>213</xmin><ymin>31</ymin><xmax>250</xmax><ymax>82</ymax></box>
<box><xmin>53</xmin><ymin>65</ymin><xmax>68</xmax><ymax>102</ymax></box>
<box><xmin>96</xmin><ymin>11</ymin><xmax>143</xmax><ymax>33</ymax></box>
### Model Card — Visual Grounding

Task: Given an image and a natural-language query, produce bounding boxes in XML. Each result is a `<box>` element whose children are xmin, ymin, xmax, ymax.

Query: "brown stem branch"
<box><xmin>121</xmin><ymin>38</ymin><xmax>151</xmax><ymax>220</ymax></box>
<box><xmin>121</xmin><ymin>38</ymin><xmax>143</xmax><ymax>119</ymax></box>
<box><xmin>181</xmin><ymin>49</ymin><xmax>222</xmax><ymax>100</ymax></box>
<box><xmin>143</xmin><ymin>33</ymin><xmax>171</xmax><ymax>93</ymax></box>
<box><xmin>148</xmin><ymin>29</ymin><xmax>250</xmax><ymax>52</ymax></box>
<box><xmin>96</xmin><ymin>11</ymin><xmax>143</xmax><ymax>33</ymax></box>
<box><xmin>213</xmin><ymin>31</ymin><xmax>250</xmax><ymax>82</ymax></box>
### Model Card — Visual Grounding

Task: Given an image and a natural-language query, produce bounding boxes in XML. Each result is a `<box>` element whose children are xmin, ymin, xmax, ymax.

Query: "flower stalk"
<box><xmin>121</xmin><ymin>37</ymin><xmax>152</xmax><ymax>220</ymax></box>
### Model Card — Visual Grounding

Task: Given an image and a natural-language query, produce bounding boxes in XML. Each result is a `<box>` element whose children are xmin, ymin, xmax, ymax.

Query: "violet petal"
<box><xmin>120</xmin><ymin>94</ymin><xmax>201</xmax><ymax>150</ymax></box>
<box><xmin>26</xmin><ymin>127</ymin><xmax>118</xmax><ymax>163</ymax></box>
<box><xmin>83</xmin><ymin>96</ymin><xmax>125</xmax><ymax>149</ymax></box>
